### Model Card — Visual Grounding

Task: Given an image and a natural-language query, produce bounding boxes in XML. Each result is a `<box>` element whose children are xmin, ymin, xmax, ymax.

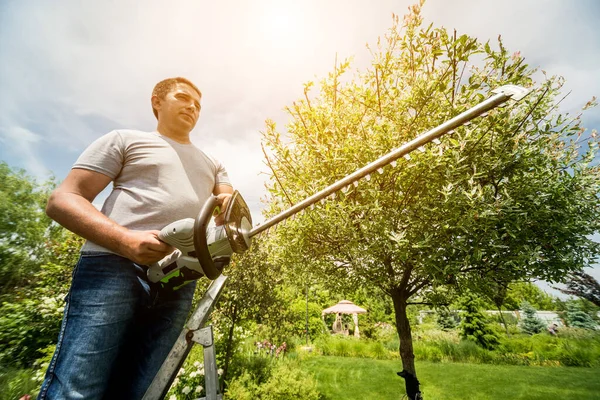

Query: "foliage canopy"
<box><xmin>259</xmin><ymin>1</ymin><xmax>600</xmax><ymax>377</ymax></box>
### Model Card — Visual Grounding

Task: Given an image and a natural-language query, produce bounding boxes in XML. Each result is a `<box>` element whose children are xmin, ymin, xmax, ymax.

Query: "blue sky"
<box><xmin>1</xmin><ymin>0</ymin><xmax>599</xmax><ymax>293</ymax></box>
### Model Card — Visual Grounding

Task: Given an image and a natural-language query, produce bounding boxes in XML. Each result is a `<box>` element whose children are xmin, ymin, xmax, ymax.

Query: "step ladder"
<box><xmin>142</xmin><ymin>275</ymin><xmax>228</xmax><ymax>400</ymax></box>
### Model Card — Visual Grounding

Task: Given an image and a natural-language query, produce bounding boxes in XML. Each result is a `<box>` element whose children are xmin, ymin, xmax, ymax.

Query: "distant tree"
<box><xmin>565</xmin><ymin>301</ymin><xmax>597</xmax><ymax>329</ymax></box>
<box><xmin>436</xmin><ymin>308</ymin><xmax>457</xmax><ymax>331</ymax></box>
<box><xmin>459</xmin><ymin>293</ymin><xmax>499</xmax><ymax>349</ymax></box>
<box><xmin>502</xmin><ymin>282</ymin><xmax>556</xmax><ymax>311</ymax></box>
<box><xmin>519</xmin><ymin>301</ymin><xmax>546</xmax><ymax>334</ymax></box>
<box><xmin>0</xmin><ymin>162</ymin><xmax>62</xmax><ymax>297</ymax></box>
<box><xmin>555</xmin><ymin>270</ymin><xmax>600</xmax><ymax>307</ymax></box>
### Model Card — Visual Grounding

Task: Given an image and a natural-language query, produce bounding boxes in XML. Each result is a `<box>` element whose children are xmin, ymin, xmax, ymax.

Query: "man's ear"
<box><xmin>151</xmin><ymin>95</ymin><xmax>161</xmax><ymax>113</ymax></box>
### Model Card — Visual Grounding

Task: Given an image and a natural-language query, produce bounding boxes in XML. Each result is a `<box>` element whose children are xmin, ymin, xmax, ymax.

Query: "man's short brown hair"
<box><xmin>151</xmin><ymin>77</ymin><xmax>202</xmax><ymax>119</ymax></box>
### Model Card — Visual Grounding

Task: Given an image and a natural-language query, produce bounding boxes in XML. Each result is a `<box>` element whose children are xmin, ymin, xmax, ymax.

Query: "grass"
<box><xmin>301</xmin><ymin>356</ymin><xmax>600</xmax><ymax>400</ymax></box>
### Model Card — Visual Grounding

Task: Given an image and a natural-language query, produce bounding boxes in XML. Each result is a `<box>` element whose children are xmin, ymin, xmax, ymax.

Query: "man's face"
<box><xmin>154</xmin><ymin>83</ymin><xmax>202</xmax><ymax>132</ymax></box>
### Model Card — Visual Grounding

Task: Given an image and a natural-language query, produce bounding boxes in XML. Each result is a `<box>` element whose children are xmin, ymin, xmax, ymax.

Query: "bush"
<box><xmin>410</xmin><ymin>329</ymin><xmax>600</xmax><ymax>367</ymax></box>
<box><xmin>459</xmin><ymin>293</ymin><xmax>500</xmax><ymax>350</ymax></box>
<box><xmin>0</xmin><ymin>262</ymin><xmax>72</xmax><ymax>368</ymax></box>
<box><xmin>565</xmin><ymin>302</ymin><xmax>597</xmax><ymax>330</ymax></box>
<box><xmin>558</xmin><ymin>327</ymin><xmax>599</xmax><ymax>340</ymax></box>
<box><xmin>370</xmin><ymin>322</ymin><xmax>397</xmax><ymax>343</ymax></box>
<box><xmin>490</xmin><ymin>312</ymin><xmax>518</xmax><ymax>327</ymax></box>
<box><xmin>557</xmin><ymin>341</ymin><xmax>598</xmax><ymax>367</ymax></box>
<box><xmin>256</xmin><ymin>361</ymin><xmax>321</xmax><ymax>400</ymax></box>
<box><xmin>436</xmin><ymin>308</ymin><xmax>458</xmax><ymax>331</ymax></box>
<box><xmin>313</xmin><ymin>335</ymin><xmax>396</xmax><ymax>360</ymax></box>
<box><xmin>224</xmin><ymin>360</ymin><xmax>321</xmax><ymax>400</ymax></box>
<box><xmin>167</xmin><ymin>360</ymin><xmax>216</xmax><ymax>399</ymax></box>
<box><xmin>223</xmin><ymin>372</ymin><xmax>258</xmax><ymax>400</ymax></box>
<box><xmin>413</xmin><ymin>338</ymin><xmax>495</xmax><ymax>364</ymax></box>
<box><xmin>520</xmin><ymin>301</ymin><xmax>546</xmax><ymax>335</ymax></box>
<box><xmin>229</xmin><ymin>351</ymin><xmax>275</xmax><ymax>385</ymax></box>
<box><xmin>0</xmin><ymin>298</ymin><xmax>62</xmax><ymax>367</ymax></box>
<box><xmin>0</xmin><ymin>368</ymin><xmax>39</xmax><ymax>400</ymax></box>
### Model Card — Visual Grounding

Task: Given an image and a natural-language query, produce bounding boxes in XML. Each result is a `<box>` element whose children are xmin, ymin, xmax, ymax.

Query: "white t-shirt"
<box><xmin>73</xmin><ymin>129</ymin><xmax>231</xmax><ymax>253</ymax></box>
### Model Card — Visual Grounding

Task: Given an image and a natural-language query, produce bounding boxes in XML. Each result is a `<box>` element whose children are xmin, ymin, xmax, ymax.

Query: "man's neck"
<box><xmin>156</xmin><ymin>123</ymin><xmax>191</xmax><ymax>144</ymax></box>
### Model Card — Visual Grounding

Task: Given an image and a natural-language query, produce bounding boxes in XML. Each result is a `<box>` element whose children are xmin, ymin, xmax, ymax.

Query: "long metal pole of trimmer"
<box><xmin>248</xmin><ymin>85</ymin><xmax>529</xmax><ymax>237</ymax></box>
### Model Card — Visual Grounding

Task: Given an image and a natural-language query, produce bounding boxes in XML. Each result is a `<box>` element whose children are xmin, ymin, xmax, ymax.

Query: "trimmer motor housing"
<box><xmin>146</xmin><ymin>191</ymin><xmax>252</xmax><ymax>290</ymax></box>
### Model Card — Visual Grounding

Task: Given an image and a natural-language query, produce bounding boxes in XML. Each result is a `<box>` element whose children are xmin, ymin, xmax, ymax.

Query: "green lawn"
<box><xmin>301</xmin><ymin>356</ymin><xmax>600</xmax><ymax>400</ymax></box>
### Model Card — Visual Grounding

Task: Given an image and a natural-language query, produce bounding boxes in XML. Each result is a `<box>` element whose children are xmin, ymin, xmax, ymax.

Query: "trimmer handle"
<box><xmin>193</xmin><ymin>195</ymin><xmax>225</xmax><ymax>280</ymax></box>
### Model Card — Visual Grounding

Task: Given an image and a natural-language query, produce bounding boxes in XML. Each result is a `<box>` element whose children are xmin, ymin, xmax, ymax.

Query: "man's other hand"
<box><xmin>214</xmin><ymin>193</ymin><xmax>232</xmax><ymax>226</ymax></box>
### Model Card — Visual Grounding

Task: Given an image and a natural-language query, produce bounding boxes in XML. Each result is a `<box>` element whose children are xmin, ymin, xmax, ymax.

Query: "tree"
<box><xmin>565</xmin><ymin>301</ymin><xmax>597</xmax><ymax>329</ymax></box>
<box><xmin>0</xmin><ymin>162</ymin><xmax>61</xmax><ymax>297</ymax></box>
<box><xmin>260</xmin><ymin>2</ymin><xmax>600</xmax><ymax>397</ymax></box>
<box><xmin>208</xmin><ymin>237</ymin><xmax>287</xmax><ymax>387</ymax></box>
<box><xmin>459</xmin><ymin>293</ymin><xmax>499</xmax><ymax>349</ymax></box>
<box><xmin>519</xmin><ymin>301</ymin><xmax>546</xmax><ymax>335</ymax></box>
<box><xmin>555</xmin><ymin>270</ymin><xmax>600</xmax><ymax>307</ymax></box>
<box><xmin>0</xmin><ymin>162</ymin><xmax>79</xmax><ymax>367</ymax></box>
<box><xmin>0</xmin><ymin>230</ymin><xmax>83</xmax><ymax>367</ymax></box>
<box><xmin>436</xmin><ymin>308</ymin><xmax>457</xmax><ymax>331</ymax></box>
<box><xmin>501</xmin><ymin>282</ymin><xmax>556</xmax><ymax>311</ymax></box>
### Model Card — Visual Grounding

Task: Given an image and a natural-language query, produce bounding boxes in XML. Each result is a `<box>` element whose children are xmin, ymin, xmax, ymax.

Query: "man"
<box><xmin>38</xmin><ymin>77</ymin><xmax>233</xmax><ymax>399</ymax></box>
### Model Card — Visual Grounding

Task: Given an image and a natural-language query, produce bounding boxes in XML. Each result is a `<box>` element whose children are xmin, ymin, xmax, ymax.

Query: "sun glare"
<box><xmin>255</xmin><ymin>3</ymin><xmax>306</xmax><ymax>51</ymax></box>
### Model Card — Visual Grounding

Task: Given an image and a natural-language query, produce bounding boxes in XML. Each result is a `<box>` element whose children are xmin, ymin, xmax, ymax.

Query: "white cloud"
<box><xmin>0</xmin><ymin>0</ymin><xmax>598</xmax><ymax>226</ymax></box>
<box><xmin>0</xmin><ymin>126</ymin><xmax>49</xmax><ymax>178</ymax></box>
<box><xmin>421</xmin><ymin>0</ymin><xmax>600</xmax><ymax>114</ymax></box>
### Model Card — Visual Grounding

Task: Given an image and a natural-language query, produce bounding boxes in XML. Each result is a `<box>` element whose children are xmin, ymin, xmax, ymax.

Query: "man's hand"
<box><xmin>214</xmin><ymin>193</ymin><xmax>232</xmax><ymax>226</ymax></box>
<box><xmin>119</xmin><ymin>230</ymin><xmax>175</xmax><ymax>265</ymax></box>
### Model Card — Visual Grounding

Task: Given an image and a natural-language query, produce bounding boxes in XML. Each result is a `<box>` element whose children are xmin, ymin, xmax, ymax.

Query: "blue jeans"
<box><xmin>38</xmin><ymin>253</ymin><xmax>196</xmax><ymax>400</ymax></box>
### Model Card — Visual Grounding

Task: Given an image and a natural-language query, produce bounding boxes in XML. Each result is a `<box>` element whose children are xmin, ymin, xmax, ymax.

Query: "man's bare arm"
<box><xmin>46</xmin><ymin>168</ymin><xmax>173</xmax><ymax>265</ymax></box>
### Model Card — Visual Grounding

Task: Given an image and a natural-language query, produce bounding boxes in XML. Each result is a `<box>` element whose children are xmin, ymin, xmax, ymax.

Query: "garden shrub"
<box><xmin>436</xmin><ymin>308</ymin><xmax>458</xmax><ymax>331</ymax></box>
<box><xmin>331</xmin><ymin>337</ymin><xmax>351</xmax><ymax>357</ymax></box>
<box><xmin>498</xmin><ymin>335</ymin><xmax>535</xmax><ymax>354</ymax></box>
<box><xmin>413</xmin><ymin>342</ymin><xmax>443</xmax><ymax>363</ymax></box>
<box><xmin>366</xmin><ymin>341</ymin><xmax>388</xmax><ymax>359</ymax></box>
<box><xmin>558</xmin><ymin>327</ymin><xmax>599</xmax><ymax>340</ymax></box>
<box><xmin>230</xmin><ymin>351</ymin><xmax>275</xmax><ymax>385</ymax></box>
<box><xmin>437</xmin><ymin>339</ymin><xmax>464</xmax><ymax>361</ymax></box>
<box><xmin>382</xmin><ymin>333</ymin><xmax>399</xmax><ymax>353</ymax></box>
<box><xmin>224</xmin><ymin>360</ymin><xmax>321</xmax><ymax>400</ymax></box>
<box><xmin>520</xmin><ymin>301</ymin><xmax>546</xmax><ymax>335</ymax></box>
<box><xmin>0</xmin><ymin>368</ymin><xmax>39</xmax><ymax>400</ymax></box>
<box><xmin>0</xmin><ymin>298</ymin><xmax>62</xmax><ymax>367</ymax></box>
<box><xmin>256</xmin><ymin>361</ymin><xmax>321</xmax><ymax>400</ymax></box>
<box><xmin>565</xmin><ymin>302</ymin><xmax>597</xmax><ymax>330</ymax></box>
<box><xmin>372</xmin><ymin>322</ymin><xmax>397</xmax><ymax>342</ymax></box>
<box><xmin>314</xmin><ymin>335</ymin><xmax>396</xmax><ymax>359</ymax></box>
<box><xmin>557</xmin><ymin>341</ymin><xmax>600</xmax><ymax>367</ymax></box>
<box><xmin>223</xmin><ymin>372</ymin><xmax>258</xmax><ymax>400</ymax></box>
<box><xmin>456</xmin><ymin>340</ymin><xmax>493</xmax><ymax>363</ymax></box>
<box><xmin>167</xmin><ymin>360</ymin><xmax>216</xmax><ymax>399</ymax></box>
<box><xmin>411</xmin><ymin>331</ymin><xmax>600</xmax><ymax>367</ymax></box>
<box><xmin>459</xmin><ymin>294</ymin><xmax>500</xmax><ymax>350</ymax></box>
<box><xmin>0</xmin><ymin>260</ymin><xmax>72</xmax><ymax>368</ymax></box>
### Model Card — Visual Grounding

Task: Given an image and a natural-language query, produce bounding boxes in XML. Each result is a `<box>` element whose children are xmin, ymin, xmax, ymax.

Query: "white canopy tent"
<box><xmin>322</xmin><ymin>300</ymin><xmax>367</xmax><ymax>338</ymax></box>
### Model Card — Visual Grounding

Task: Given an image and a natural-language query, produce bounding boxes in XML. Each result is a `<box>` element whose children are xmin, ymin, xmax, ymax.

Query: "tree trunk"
<box><xmin>221</xmin><ymin>303</ymin><xmax>238</xmax><ymax>391</ymax></box>
<box><xmin>391</xmin><ymin>288</ymin><xmax>422</xmax><ymax>399</ymax></box>
<box><xmin>497</xmin><ymin>305</ymin><xmax>510</xmax><ymax>336</ymax></box>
